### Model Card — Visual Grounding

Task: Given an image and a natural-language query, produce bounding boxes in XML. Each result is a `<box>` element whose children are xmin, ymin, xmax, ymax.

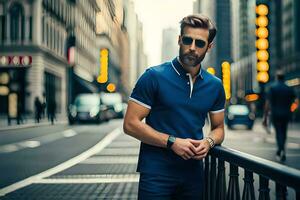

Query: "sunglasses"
<box><xmin>181</xmin><ymin>36</ymin><xmax>206</xmax><ymax>48</ymax></box>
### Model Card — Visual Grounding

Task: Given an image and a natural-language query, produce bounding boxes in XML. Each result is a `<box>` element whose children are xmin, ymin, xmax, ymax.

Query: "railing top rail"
<box><xmin>210</xmin><ymin>145</ymin><xmax>300</xmax><ymax>189</ymax></box>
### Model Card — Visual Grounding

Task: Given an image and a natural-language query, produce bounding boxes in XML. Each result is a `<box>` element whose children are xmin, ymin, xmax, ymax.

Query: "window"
<box><xmin>29</xmin><ymin>16</ymin><xmax>32</xmax><ymax>41</ymax></box>
<box><xmin>0</xmin><ymin>15</ymin><xmax>5</xmax><ymax>42</ymax></box>
<box><xmin>9</xmin><ymin>3</ymin><xmax>25</xmax><ymax>42</ymax></box>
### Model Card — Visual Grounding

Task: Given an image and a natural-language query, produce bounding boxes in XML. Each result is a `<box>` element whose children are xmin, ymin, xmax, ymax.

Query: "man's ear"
<box><xmin>207</xmin><ymin>42</ymin><xmax>214</xmax><ymax>52</ymax></box>
<box><xmin>178</xmin><ymin>35</ymin><xmax>181</xmax><ymax>45</ymax></box>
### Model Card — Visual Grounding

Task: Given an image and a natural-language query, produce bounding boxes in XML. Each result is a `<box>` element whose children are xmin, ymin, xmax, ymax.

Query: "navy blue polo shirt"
<box><xmin>129</xmin><ymin>57</ymin><xmax>225</xmax><ymax>176</ymax></box>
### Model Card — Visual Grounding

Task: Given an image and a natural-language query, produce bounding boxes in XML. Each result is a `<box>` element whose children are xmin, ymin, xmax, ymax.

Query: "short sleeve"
<box><xmin>129</xmin><ymin>68</ymin><xmax>157</xmax><ymax>109</ymax></box>
<box><xmin>210</xmin><ymin>82</ymin><xmax>226</xmax><ymax>113</ymax></box>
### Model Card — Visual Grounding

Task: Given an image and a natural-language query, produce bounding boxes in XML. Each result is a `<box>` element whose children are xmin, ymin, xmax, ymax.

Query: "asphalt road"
<box><xmin>0</xmin><ymin>120</ymin><xmax>122</xmax><ymax>189</ymax></box>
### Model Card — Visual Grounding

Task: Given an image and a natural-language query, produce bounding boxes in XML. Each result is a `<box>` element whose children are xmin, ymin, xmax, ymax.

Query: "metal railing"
<box><xmin>204</xmin><ymin>146</ymin><xmax>300</xmax><ymax>200</ymax></box>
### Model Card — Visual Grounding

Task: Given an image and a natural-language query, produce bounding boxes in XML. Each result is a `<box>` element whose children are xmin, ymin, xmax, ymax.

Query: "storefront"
<box><xmin>0</xmin><ymin>55</ymin><xmax>31</xmax><ymax>123</ymax></box>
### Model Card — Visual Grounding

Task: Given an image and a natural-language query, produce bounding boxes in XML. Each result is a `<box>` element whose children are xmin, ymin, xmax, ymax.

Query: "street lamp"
<box><xmin>256</xmin><ymin>3</ymin><xmax>269</xmax><ymax>83</ymax></box>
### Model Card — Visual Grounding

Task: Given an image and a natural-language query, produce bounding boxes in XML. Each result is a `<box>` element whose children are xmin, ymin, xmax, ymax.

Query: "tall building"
<box><xmin>268</xmin><ymin>0</ymin><xmax>300</xmax><ymax>119</ymax></box>
<box><xmin>193</xmin><ymin>0</ymin><xmax>232</xmax><ymax>78</ymax></box>
<box><xmin>0</xmin><ymin>0</ymin><xmax>72</xmax><ymax>120</ymax></box>
<box><xmin>96</xmin><ymin>0</ymin><xmax>129</xmax><ymax>96</ymax></box>
<box><xmin>96</xmin><ymin>0</ymin><xmax>147</xmax><ymax>97</ymax></box>
<box><xmin>230</xmin><ymin>0</ymin><xmax>257</xmax><ymax>102</ymax></box>
<box><xmin>69</xmin><ymin>0</ymin><xmax>100</xmax><ymax>101</ymax></box>
<box><xmin>0</xmin><ymin>0</ymin><xmax>100</xmax><ymax>121</ymax></box>
<box><xmin>161</xmin><ymin>28</ymin><xmax>178</xmax><ymax>62</ymax></box>
<box><xmin>123</xmin><ymin>0</ymin><xmax>147</xmax><ymax>91</ymax></box>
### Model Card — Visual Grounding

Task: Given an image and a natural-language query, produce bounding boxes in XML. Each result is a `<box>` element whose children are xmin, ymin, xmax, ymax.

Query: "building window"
<box><xmin>9</xmin><ymin>3</ymin><xmax>25</xmax><ymax>42</ymax></box>
<box><xmin>0</xmin><ymin>15</ymin><xmax>5</xmax><ymax>42</ymax></box>
<box><xmin>29</xmin><ymin>16</ymin><xmax>32</xmax><ymax>41</ymax></box>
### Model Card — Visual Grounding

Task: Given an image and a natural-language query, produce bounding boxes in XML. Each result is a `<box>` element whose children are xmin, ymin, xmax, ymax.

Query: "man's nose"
<box><xmin>189</xmin><ymin>40</ymin><xmax>196</xmax><ymax>51</ymax></box>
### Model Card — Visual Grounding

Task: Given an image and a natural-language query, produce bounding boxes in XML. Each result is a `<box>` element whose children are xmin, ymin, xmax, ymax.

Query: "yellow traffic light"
<box><xmin>256</xmin><ymin>4</ymin><xmax>268</xmax><ymax>15</ymax></box>
<box><xmin>256</xmin><ymin>38</ymin><xmax>269</xmax><ymax>50</ymax></box>
<box><xmin>256</xmin><ymin>27</ymin><xmax>269</xmax><ymax>38</ymax></box>
<box><xmin>257</xmin><ymin>71</ymin><xmax>269</xmax><ymax>83</ymax></box>
<box><xmin>221</xmin><ymin>61</ymin><xmax>231</xmax><ymax>100</ymax></box>
<box><xmin>106</xmin><ymin>83</ymin><xmax>116</xmax><ymax>93</ymax></box>
<box><xmin>221</xmin><ymin>61</ymin><xmax>230</xmax><ymax>69</ymax></box>
<box><xmin>256</xmin><ymin>16</ymin><xmax>268</xmax><ymax>27</ymax></box>
<box><xmin>206</xmin><ymin>67</ymin><xmax>215</xmax><ymax>75</ymax></box>
<box><xmin>256</xmin><ymin>3</ymin><xmax>269</xmax><ymax>84</ymax></box>
<box><xmin>97</xmin><ymin>49</ymin><xmax>109</xmax><ymax>83</ymax></box>
<box><xmin>256</xmin><ymin>50</ymin><xmax>269</xmax><ymax>61</ymax></box>
<box><xmin>257</xmin><ymin>61</ymin><xmax>269</xmax><ymax>72</ymax></box>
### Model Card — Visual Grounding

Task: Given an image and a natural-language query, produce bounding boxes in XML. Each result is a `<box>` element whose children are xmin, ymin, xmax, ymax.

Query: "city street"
<box><xmin>0</xmin><ymin>119</ymin><xmax>299</xmax><ymax>199</ymax></box>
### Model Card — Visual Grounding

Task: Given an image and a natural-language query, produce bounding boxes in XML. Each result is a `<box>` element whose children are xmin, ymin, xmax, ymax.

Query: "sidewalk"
<box><xmin>252</xmin><ymin>118</ymin><xmax>300</xmax><ymax>147</ymax></box>
<box><xmin>0</xmin><ymin>114</ymin><xmax>68</xmax><ymax>131</ymax></box>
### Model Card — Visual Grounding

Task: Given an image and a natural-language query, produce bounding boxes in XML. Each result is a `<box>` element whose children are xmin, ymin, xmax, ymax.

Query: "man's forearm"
<box><xmin>208</xmin><ymin>126</ymin><xmax>224</xmax><ymax>145</ymax></box>
<box><xmin>123</xmin><ymin>119</ymin><xmax>169</xmax><ymax>148</ymax></box>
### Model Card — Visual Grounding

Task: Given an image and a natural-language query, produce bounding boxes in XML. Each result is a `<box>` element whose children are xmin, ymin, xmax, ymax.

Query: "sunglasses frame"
<box><xmin>181</xmin><ymin>36</ymin><xmax>206</xmax><ymax>48</ymax></box>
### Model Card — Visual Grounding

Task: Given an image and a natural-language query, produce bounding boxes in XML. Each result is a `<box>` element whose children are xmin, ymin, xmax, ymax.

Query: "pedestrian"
<box><xmin>48</xmin><ymin>100</ymin><xmax>56</xmax><ymax>125</ymax></box>
<box><xmin>263</xmin><ymin>71</ymin><xmax>298</xmax><ymax>162</ymax></box>
<box><xmin>16</xmin><ymin>101</ymin><xmax>23</xmax><ymax>125</ymax></box>
<box><xmin>34</xmin><ymin>97</ymin><xmax>42</xmax><ymax>123</ymax></box>
<box><xmin>123</xmin><ymin>14</ymin><xmax>225</xmax><ymax>199</ymax></box>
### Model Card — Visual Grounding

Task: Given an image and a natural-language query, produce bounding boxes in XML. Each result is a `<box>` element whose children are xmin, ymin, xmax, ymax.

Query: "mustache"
<box><xmin>184</xmin><ymin>52</ymin><xmax>197</xmax><ymax>57</ymax></box>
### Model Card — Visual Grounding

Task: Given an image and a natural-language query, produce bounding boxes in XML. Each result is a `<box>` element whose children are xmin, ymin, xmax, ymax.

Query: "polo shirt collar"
<box><xmin>171</xmin><ymin>57</ymin><xmax>204</xmax><ymax>79</ymax></box>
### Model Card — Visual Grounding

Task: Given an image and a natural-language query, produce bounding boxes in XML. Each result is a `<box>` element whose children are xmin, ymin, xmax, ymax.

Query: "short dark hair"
<box><xmin>180</xmin><ymin>14</ymin><xmax>217</xmax><ymax>44</ymax></box>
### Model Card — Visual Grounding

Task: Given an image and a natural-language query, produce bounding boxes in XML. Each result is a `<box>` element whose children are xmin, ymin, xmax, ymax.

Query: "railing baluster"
<box><xmin>296</xmin><ymin>190</ymin><xmax>300</xmax><ymax>200</ymax></box>
<box><xmin>210</xmin><ymin>156</ymin><xmax>217</xmax><ymax>200</ymax></box>
<box><xmin>258</xmin><ymin>175</ymin><xmax>270</xmax><ymax>200</ymax></box>
<box><xmin>227</xmin><ymin>164</ymin><xmax>240</xmax><ymax>200</ymax></box>
<box><xmin>216</xmin><ymin>159</ymin><xmax>226</xmax><ymax>200</ymax></box>
<box><xmin>242</xmin><ymin>170</ymin><xmax>255</xmax><ymax>200</ymax></box>
<box><xmin>275</xmin><ymin>183</ymin><xmax>287</xmax><ymax>200</ymax></box>
<box><xmin>204</xmin><ymin>156</ymin><xmax>210</xmax><ymax>200</ymax></box>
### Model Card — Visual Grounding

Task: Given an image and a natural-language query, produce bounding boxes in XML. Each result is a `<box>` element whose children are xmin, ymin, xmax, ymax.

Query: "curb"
<box><xmin>0</xmin><ymin>121</ymin><xmax>68</xmax><ymax>132</ymax></box>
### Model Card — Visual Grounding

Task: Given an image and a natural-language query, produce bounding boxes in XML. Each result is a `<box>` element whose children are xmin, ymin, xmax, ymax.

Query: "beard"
<box><xmin>179</xmin><ymin>47</ymin><xmax>207</xmax><ymax>68</ymax></box>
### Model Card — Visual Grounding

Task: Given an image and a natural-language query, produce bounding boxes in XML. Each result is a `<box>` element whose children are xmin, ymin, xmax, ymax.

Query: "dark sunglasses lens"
<box><xmin>195</xmin><ymin>40</ymin><xmax>206</xmax><ymax>48</ymax></box>
<box><xmin>182</xmin><ymin>37</ymin><xmax>193</xmax><ymax>45</ymax></box>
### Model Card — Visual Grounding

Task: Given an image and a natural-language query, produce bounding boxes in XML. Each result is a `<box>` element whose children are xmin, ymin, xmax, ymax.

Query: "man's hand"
<box><xmin>171</xmin><ymin>138</ymin><xmax>199</xmax><ymax>160</ymax></box>
<box><xmin>190</xmin><ymin>139</ymin><xmax>211</xmax><ymax>160</ymax></box>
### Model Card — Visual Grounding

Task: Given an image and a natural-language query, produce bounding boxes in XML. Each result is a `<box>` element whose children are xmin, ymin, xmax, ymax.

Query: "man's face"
<box><xmin>178</xmin><ymin>26</ymin><xmax>212</xmax><ymax>67</ymax></box>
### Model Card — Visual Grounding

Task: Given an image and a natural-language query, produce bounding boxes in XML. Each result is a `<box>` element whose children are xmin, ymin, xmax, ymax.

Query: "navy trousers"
<box><xmin>138</xmin><ymin>171</ymin><xmax>204</xmax><ymax>200</ymax></box>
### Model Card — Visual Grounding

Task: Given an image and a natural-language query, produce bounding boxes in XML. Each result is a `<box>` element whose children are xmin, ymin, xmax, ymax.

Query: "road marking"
<box><xmin>21</xmin><ymin>140</ymin><xmax>41</xmax><ymax>148</ymax></box>
<box><xmin>33</xmin><ymin>177</ymin><xmax>139</xmax><ymax>184</ymax></box>
<box><xmin>33</xmin><ymin>174</ymin><xmax>139</xmax><ymax>184</ymax></box>
<box><xmin>81</xmin><ymin>155</ymin><xmax>138</xmax><ymax>164</ymax></box>
<box><xmin>63</xmin><ymin>129</ymin><xmax>77</xmax><ymax>137</ymax></box>
<box><xmin>0</xmin><ymin>128</ymin><xmax>121</xmax><ymax>196</ymax></box>
<box><xmin>0</xmin><ymin>129</ymin><xmax>77</xmax><ymax>153</ymax></box>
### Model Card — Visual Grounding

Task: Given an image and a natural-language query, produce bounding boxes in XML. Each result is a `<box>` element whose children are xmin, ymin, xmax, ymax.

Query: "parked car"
<box><xmin>100</xmin><ymin>92</ymin><xmax>124</xmax><ymax>119</ymax></box>
<box><xmin>68</xmin><ymin>94</ymin><xmax>109</xmax><ymax>124</ymax></box>
<box><xmin>225</xmin><ymin>104</ymin><xmax>255</xmax><ymax>130</ymax></box>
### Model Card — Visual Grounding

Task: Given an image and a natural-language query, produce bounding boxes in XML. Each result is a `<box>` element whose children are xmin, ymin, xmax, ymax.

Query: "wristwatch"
<box><xmin>167</xmin><ymin>135</ymin><xmax>176</xmax><ymax>149</ymax></box>
<box><xmin>205</xmin><ymin>137</ymin><xmax>215</xmax><ymax>149</ymax></box>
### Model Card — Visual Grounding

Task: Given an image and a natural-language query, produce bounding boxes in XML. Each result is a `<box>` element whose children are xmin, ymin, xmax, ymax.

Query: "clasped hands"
<box><xmin>171</xmin><ymin>138</ymin><xmax>211</xmax><ymax>160</ymax></box>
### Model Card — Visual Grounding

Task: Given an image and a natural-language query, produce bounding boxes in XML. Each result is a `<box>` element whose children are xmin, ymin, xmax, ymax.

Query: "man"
<box><xmin>123</xmin><ymin>14</ymin><xmax>225</xmax><ymax>199</ymax></box>
<box><xmin>263</xmin><ymin>71</ymin><xmax>298</xmax><ymax>162</ymax></box>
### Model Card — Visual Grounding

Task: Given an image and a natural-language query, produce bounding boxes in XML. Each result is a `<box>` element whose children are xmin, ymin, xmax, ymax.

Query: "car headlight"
<box><xmin>70</xmin><ymin>106</ymin><xmax>77</xmax><ymax>117</ymax></box>
<box><xmin>248</xmin><ymin>113</ymin><xmax>255</xmax><ymax>120</ymax></box>
<box><xmin>89</xmin><ymin>107</ymin><xmax>99</xmax><ymax>117</ymax></box>
<box><xmin>228</xmin><ymin>114</ymin><xmax>234</xmax><ymax>120</ymax></box>
<box><xmin>114</xmin><ymin>104</ymin><xmax>123</xmax><ymax>113</ymax></box>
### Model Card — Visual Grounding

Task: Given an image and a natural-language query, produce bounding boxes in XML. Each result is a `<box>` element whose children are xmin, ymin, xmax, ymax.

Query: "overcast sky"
<box><xmin>133</xmin><ymin>0</ymin><xmax>195</xmax><ymax>66</ymax></box>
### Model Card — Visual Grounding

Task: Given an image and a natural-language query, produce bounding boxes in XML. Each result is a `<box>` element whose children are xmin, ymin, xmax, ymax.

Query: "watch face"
<box><xmin>169</xmin><ymin>136</ymin><xmax>176</xmax><ymax>143</ymax></box>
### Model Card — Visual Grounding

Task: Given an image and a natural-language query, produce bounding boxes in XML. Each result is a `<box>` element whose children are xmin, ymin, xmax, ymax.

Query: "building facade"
<box><xmin>0</xmin><ymin>0</ymin><xmax>100</xmax><ymax>121</ymax></box>
<box><xmin>161</xmin><ymin>27</ymin><xmax>178</xmax><ymax>63</ymax></box>
<box><xmin>193</xmin><ymin>0</ymin><xmax>232</xmax><ymax>78</ymax></box>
